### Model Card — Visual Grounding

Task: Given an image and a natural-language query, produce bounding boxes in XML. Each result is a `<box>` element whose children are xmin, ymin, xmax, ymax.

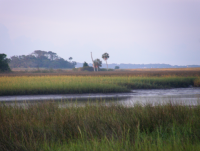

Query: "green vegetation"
<box><xmin>194</xmin><ymin>78</ymin><xmax>200</xmax><ymax>87</ymax></box>
<box><xmin>69</xmin><ymin>57</ymin><xmax>73</xmax><ymax>62</ymax></box>
<box><xmin>0</xmin><ymin>76</ymin><xmax>199</xmax><ymax>96</ymax></box>
<box><xmin>115</xmin><ymin>65</ymin><xmax>120</xmax><ymax>69</ymax></box>
<box><xmin>9</xmin><ymin>50</ymin><xmax>76</xmax><ymax>69</ymax></box>
<box><xmin>0</xmin><ymin>53</ymin><xmax>11</xmax><ymax>72</ymax></box>
<box><xmin>83</xmin><ymin>62</ymin><xmax>89</xmax><ymax>67</ymax></box>
<box><xmin>0</xmin><ymin>102</ymin><xmax>200</xmax><ymax>150</ymax></box>
<box><xmin>73</xmin><ymin>62</ymin><xmax>94</xmax><ymax>71</ymax></box>
<box><xmin>102</xmin><ymin>52</ymin><xmax>109</xmax><ymax>70</ymax></box>
<box><xmin>93</xmin><ymin>59</ymin><xmax>102</xmax><ymax>72</ymax></box>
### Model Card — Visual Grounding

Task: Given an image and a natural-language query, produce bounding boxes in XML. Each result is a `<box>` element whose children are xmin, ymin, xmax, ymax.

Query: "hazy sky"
<box><xmin>0</xmin><ymin>0</ymin><xmax>200</xmax><ymax>65</ymax></box>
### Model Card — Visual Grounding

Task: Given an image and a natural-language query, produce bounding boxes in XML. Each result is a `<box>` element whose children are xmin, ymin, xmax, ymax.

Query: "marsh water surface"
<box><xmin>0</xmin><ymin>87</ymin><xmax>200</xmax><ymax>107</ymax></box>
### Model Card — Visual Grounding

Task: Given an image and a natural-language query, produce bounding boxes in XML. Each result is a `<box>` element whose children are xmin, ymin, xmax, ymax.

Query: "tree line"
<box><xmin>0</xmin><ymin>51</ymin><xmax>111</xmax><ymax>72</ymax></box>
<box><xmin>8</xmin><ymin>50</ymin><xmax>76</xmax><ymax>69</ymax></box>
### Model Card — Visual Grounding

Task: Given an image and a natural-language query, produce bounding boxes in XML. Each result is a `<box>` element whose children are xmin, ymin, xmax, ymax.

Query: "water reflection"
<box><xmin>0</xmin><ymin>88</ymin><xmax>200</xmax><ymax>107</ymax></box>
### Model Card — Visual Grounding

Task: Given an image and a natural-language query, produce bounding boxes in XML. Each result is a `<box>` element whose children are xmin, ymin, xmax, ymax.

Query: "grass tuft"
<box><xmin>0</xmin><ymin>101</ymin><xmax>200</xmax><ymax>150</ymax></box>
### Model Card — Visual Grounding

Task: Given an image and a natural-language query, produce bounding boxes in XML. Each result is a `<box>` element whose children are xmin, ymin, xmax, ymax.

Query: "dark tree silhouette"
<box><xmin>0</xmin><ymin>54</ymin><xmax>11</xmax><ymax>72</ymax></box>
<box><xmin>83</xmin><ymin>62</ymin><xmax>89</xmax><ymax>67</ymax></box>
<box><xmin>93</xmin><ymin>59</ymin><xmax>102</xmax><ymax>71</ymax></box>
<box><xmin>115</xmin><ymin>66</ymin><xmax>120</xmax><ymax>69</ymax></box>
<box><xmin>102</xmin><ymin>53</ymin><xmax>109</xmax><ymax>71</ymax></box>
<box><xmin>9</xmin><ymin>50</ymin><xmax>75</xmax><ymax>69</ymax></box>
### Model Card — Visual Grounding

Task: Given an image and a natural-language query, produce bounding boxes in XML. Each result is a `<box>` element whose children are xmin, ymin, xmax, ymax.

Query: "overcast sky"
<box><xmin>0</xmin><ymin>0</ymin><xmax>200</xmax><ymax>65</ymax></box>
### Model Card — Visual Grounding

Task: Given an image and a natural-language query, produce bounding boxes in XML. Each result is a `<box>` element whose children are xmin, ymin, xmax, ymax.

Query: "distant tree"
<box><xmin>83</xmin><ymin>62</ymin><xmax>89</xmax><ymax>67</ymax></box>
<box><xmin>31</xmin><ymin>50</ymin><xmax>47</xmax><ymax>58</ymax></box>
<box><xmin>102</xmin><ymin>53</ymin><xmax>109</xmax><ymax>71</ymax></box>
<box><xmin>47</xmin><ymin>51</ymin><xmax>58</xmax><ymax>60</ymax></box>
<box><xmin>9</xmin><ymin>51</ymin><xmax>75</xmax><ymax>69</ymax></box>
<box><xmin>115</xmin><ymin>66</ymin><xmax>120</xmax><ymax>69</ymax></box>
<box><xmin>0</xmin><ymin>53</ymin><xmax>11</xmax><ymax>72</ymax></box>
<box><xmin>93</xmin><ymin>59</ymin><xmax>102</xmax><ymax>71</ymax></box>
<box><xmin>69</xmin><ymin>57</ymin><xmax>73</xmax><ymax>61</ymax></box>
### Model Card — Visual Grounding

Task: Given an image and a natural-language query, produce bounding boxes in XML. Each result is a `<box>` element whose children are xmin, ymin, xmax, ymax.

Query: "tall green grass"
<box><xmin>0</xmin><ymin>76</ymin><xmax>198</xmax><ymax>96</ymax></box>
<box><xmin>194</xmin><ymin>78</ymin><xmax>200</xmax><ymax>87</ymax></box>
<box><xmin>0</xmin><ymin>101</ymin><xmax>200</xmax><ymax>150</ymax></box>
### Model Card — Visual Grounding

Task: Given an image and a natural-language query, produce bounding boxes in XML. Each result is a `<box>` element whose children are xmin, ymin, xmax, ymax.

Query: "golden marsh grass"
<box><xmin>0</xmin><ymin>75</ymin><xmax>199</xmax><ymax>96</ymax></box>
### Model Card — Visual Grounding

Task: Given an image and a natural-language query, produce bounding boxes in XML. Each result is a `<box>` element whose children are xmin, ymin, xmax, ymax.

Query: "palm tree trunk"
<box><xmin>106</xmin><ymin>60</ymin><xmax>108</xmax><ymax>71</ymax></box>
<box><xmin>91</xmin><ymin>52</ymin><xmax>95</xmax><ymax>72</ymax></box>
<box><xmin>97</xmin><ymin>67</ymin><xmax>98</xmax><ymax>72</ymax></box>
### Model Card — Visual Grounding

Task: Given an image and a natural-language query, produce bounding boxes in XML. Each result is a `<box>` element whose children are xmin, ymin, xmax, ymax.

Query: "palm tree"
<box><xmin>69</xmin><ymin>57</ymin><xmax>73</xmax><ymax>62</ymax></box>
<box><xmin>93</xmin><ymin>59</ymin><xmax>102</xmax><ymax>71</ymax></box>
<box><xmin>102</xmin><ymin>53</ymin><xmax>109</xmax><ymax>71</ymax></box>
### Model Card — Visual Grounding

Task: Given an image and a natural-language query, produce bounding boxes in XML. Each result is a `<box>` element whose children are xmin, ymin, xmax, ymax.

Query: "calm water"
<box><xmin>0</xmin><ymin>87</ymin><xmax>200</xmax><ymax>107</ymax></box>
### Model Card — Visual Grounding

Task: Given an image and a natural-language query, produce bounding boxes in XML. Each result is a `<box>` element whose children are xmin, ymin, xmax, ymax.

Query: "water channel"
<box><xmin>0</xmin><ymin>87</ymin><xmax>200</xmax><ymax>107</ymax></box>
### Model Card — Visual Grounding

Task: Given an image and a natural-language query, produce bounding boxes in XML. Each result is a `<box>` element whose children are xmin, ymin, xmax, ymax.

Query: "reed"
<box><xmin>0</xmin><ymin>76</ymin><xmax>198</xmax><ymax>96</ymax></box>
<box><xmin>194</xmin><ymin>78</ymin><xmax>200</xmax><ymax>87</ymax></box>
<box><xmin>0</xmin><ymin>101</ymin><xmax>200</xmax><ymax>150</ymax></box>
<box><xmin>1</xmin><ymin>67</ymin><xmax>200</xmax><ymax>77</ymax></box>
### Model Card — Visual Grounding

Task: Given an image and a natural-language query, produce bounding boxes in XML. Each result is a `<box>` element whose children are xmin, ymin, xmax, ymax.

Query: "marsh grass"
<box><xmin>0</xmin><ymin>76</ymin><xmax>198</xmax><ymax>96</ymax></box>
<box><xmin>194</xmin><ymin>78</ymin><xmax>200</xmax><ymax>87</ymax></box>
<box><xmin>0</xmin><ymin>101</ymin><xmax>200</xmax><ymax>150</ymax></box>
<box><xmin>1</xmin><ymin>67</ymin><xmax>200</xmax><ymax>77</ymax></box>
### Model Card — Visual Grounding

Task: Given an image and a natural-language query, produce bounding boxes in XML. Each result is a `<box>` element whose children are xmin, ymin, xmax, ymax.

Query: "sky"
<box><xmin>0</xmin><ymin>0</ymin><xmax>200</xmax><ymax>65</ymax></box>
